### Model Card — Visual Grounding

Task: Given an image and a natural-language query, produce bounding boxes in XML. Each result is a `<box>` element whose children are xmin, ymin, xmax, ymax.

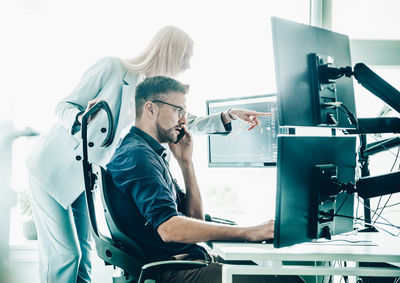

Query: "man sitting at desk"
<box><xmin>106</xmin><ymin>76</ymin><xmax>303</xmax><ymax>283</ymax></box>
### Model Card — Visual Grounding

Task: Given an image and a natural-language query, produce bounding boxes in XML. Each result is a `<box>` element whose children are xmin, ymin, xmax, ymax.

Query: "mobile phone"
<box><xmin>174</xmin><ymin>128</ymin><xmax>186</xmax><ymax>144</ymax></box>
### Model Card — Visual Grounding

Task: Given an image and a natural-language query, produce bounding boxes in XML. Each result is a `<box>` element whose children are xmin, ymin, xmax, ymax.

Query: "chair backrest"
<box><xmin>99</xmin><ymin>166</ymin><xmax>147</xmax><ymax>261</ymax></box>
<box><xmin>80</xmin><ymin>101</ymin><xmax>145</xmax><ymax>281</ymax></box>
<box><xmin>85</xmin><ymin>164</ymin><xmax>146</xmax><ymax>279</ymax></box>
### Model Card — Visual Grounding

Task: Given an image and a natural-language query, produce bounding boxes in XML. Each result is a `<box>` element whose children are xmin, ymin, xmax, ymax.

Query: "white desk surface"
<box><xmin>211</xmin><ymin>232</ymin><xmax>400</xmax><ymax>282</ymax></box>
<box><xmin>211</xmin><ymin>232</ymin><xmax>400</xmax><ymax>264</ymax></box>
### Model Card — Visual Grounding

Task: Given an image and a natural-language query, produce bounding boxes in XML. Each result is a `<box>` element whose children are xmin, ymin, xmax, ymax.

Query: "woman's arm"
<box><xmin>186</xmin><ymin>112</ymin><xmax>230</xmax><ymax>135</ymax></box>
<box><xmin>55</xmin><ymin>57</ymin><xmax>116</xmax><ymax>135</ymax></box>
<box><xmin>186</xmin><ymin>109</ymin><xmax>271</xmax><ymax>135</ymax></box>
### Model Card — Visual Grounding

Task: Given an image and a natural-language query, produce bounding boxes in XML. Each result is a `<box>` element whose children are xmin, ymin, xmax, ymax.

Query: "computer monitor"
<box><xmin>274</xmin><ymin>136</ymin><xmax>356</xmax><ymax>248</ymax></box>
<box><xmin>271</xmin><ymin>17</ymin><xmax>357</xmax><ymax>128</ymax></box>
<box><xmin>206</xmin><ymin>94</ymin><xmax>293</xmax><ymax>167</ymax></box>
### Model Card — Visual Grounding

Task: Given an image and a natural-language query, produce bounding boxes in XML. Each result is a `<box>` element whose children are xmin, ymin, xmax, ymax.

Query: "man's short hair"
<box><xmin>135</xmin><ymin>76</ymin><xmax>188</xmax><ymax>118</ymax></box>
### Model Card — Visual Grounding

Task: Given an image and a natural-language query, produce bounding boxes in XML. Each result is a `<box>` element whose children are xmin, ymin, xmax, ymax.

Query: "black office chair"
<box><xmin>80</xmin><ymin>101</ymin><xmax>207</xmax><ymax>283</ymax></box>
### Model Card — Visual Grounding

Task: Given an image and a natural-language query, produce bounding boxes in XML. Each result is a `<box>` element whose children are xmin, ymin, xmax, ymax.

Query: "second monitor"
<box><xmin>274</xmin><ymin>136</ymin><xmax>357</xmax><ymax>248</ymax></box>
<box><xmin>271</xmin><ymin>17</ymin><xmax>357</xmax><ymax>129</ymax></box>
<box><xmin>206</xmin><ymin>94</ymin><xmax>293</xmax><ymax>167</ymax></box>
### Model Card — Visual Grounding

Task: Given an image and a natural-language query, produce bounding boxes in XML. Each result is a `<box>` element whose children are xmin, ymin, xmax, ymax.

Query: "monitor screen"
<box><xmin>271</xmin><ymin>17</ymin><xmax>357</xmax><ymax>129</ymax></box>
<box><xmin>206</xmin><ymin>94</ymin><xmax>292</xmax><ymax>167</ymax></box>
<box><xmin>274</xmin><ymin>136</ymin><xmax>356</xmax><ymax>248</ymax></box>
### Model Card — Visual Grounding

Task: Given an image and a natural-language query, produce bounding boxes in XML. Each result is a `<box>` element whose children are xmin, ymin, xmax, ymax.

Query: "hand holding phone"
<box><xmin>169</xmin><ymin>126</ymin><xmax>192</xmax><ymax>164</ymax></box>
<box><xmin>174</xmin><ymin>128</ymin><xmax>186</xmax><ymax>144</ymax></box>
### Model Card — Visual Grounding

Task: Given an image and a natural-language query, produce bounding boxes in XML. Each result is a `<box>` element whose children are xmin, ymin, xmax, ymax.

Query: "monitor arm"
<box><xmin>353</xmin><ymin>63</ymin><xmax>400</xmax><ymax>114</ymax></box>
<box><xmin>316</xmin><ymin>60</ymin><xmax>400</xmax><ymax>200</ymax></box>
<box><xmin>318</xmin><ymin>61</ymin><xmax>400</xmax><ymax>115</ymax></box>
<box><xmin>322</xmin><ymin>62</ymin><xmax>400</xmax><ymax>134</ymax></box>
<box><xmin>310</xmin><ymin>55</ymin><xmax>399</xmax><ymax>128</ymax></box>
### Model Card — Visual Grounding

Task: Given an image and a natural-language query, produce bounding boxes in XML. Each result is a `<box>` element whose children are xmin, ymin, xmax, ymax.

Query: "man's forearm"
<box><xmin>158</xmin><ymin>215</ymin><xmax>246</xmax><ymax>243</ymax></box>
<box><xmin>179</xmin><ymin>160</ymin><xmax>203</xmax><ymax>220</ymax></box>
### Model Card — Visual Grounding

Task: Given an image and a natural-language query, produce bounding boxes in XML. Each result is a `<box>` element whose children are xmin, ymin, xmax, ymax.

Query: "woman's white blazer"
<box><xmin>26</xmin><ymin>57</ymin><xmax>228</xmax><ymax>209</ymax></box>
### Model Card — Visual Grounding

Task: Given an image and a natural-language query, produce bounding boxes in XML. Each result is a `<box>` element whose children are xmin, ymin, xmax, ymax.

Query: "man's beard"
<box><xmin>156</xmin><ymin>122</ymin><xmax>178</xmax><ymax>143</ymax></box>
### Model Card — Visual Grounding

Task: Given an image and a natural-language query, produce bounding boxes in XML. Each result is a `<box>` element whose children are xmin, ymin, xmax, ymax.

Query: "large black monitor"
<box><xmin>274</xmin><ymin>136</ymin><xmax>356</xmax><ymax>248</ymax></box>
<box><xmin>206</xmin><ymin>94</ymin><xmax>293</xmax><ymax>167</ymax></box>
<box><xmin>271</xmin><ymin>17</ymin><xmax>357</xmax><ymax>129</ymax></box>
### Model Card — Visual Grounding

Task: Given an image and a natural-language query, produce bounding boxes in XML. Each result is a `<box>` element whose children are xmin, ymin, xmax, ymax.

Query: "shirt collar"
<box><xmin>130</xmin><ymin>126</ymin><xmax>166</xmax><ymax>157</ymax></box>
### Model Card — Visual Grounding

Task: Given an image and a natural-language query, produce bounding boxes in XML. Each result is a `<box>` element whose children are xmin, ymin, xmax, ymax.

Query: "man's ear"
<box><xmin>143</xmin><ymin>101</ymin><xmax>157</xmax><ymax>119</ymax></box>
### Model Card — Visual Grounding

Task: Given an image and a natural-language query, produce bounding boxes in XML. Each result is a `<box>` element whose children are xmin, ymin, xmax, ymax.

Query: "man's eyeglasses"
<box><xmin>151</xmin><ymin>100</ymin><xmax>187</xmax><ymax>119</ymax></box>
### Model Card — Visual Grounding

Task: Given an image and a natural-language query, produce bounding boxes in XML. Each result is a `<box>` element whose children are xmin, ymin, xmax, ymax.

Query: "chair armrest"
<box><xmin>139</xmin><ymin>260</ymin><xmax>207</xmax><ymax>283</ymax></box>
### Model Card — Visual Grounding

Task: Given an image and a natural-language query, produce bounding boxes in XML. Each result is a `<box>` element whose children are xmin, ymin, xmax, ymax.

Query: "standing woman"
<box><xmin>26</xmin><ymin>25</ymin><xmax>266</xmax><ymax>283</ymax></box>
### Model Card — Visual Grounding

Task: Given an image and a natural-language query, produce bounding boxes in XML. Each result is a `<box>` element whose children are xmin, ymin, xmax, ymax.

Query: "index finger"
<box><xmin>252</xmin><ymin>111</ymin><xmax>272</xmax><ymax>116</ymax></box>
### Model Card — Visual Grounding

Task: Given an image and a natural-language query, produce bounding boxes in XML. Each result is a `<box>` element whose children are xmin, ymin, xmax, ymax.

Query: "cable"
<box><xmin>338</xmin><ymin>104</ymin><xmax>360</xmax><ymax>129</ymax></box>
<box><xmin>333</xmin><ymin>192</ymin><xmax>350</xmax><ymax>218</ymax></box>
<box><xmin>371</xmin><ymin>196</ymin><xmax>383</xmax><ymax>223</ymax></box>
<box><xmin>398</xmin><ymin>156</ymin><xmax>400</xmax><ymax>171</ymax></box>
<box><xmin>358</xmin><ymin>198</ymin><xmax>398</xmax><ymax>229</ymax></box>
<box><xmin>339</xmin><ymin>106</ymin><xmax>400</xmax><ymax>231</ymax></box>
<box><xmin>337</xmin><ymin>104</ymin><xmax>400</xmax><ymax>178</ymax></box>
<box><xmin>329</xmin><ymin>103</ymin><xmax>400</xmax><ymax>234</ymax></box>
<box><xmin>373</xmin><ymin>194</ymin><xmax>392</xmax><ymax>226</ymax></box>
<box><xmin>336</xmin><ymin>213</ymin><xmax>400</xmax><ymax>229</ymax></box>
<box><xmin>336</xmin><ymin>106</ymin><xmax>368</xmax><ymax>179</ymax></box>
<box><xmin>354</xmin><ymin>198</ymin><xmax>399</xmax><ymax>229</ymax></box>
<box><xmin>366</xmin><ymin>137</ymin><xmax>400</xmax><ymax>159</ymax></box>
<box><xmin>375</xmin><ymin>226</ymin><xmax>398</xmax><ymax>237</ymax></box>
<box><xmin>355</xmin><ymin>193</ymin><xmax>360</xmax><ymax>223</ymax></box>
<box><xmin>354</xmin><ymin>195</ymin><xmax>366</xmax><ymax>231</ymax></box>
<box><xmin>335</xmin><ymin>214</ymin><xmax>400</xmax><ymax>236</ymax></box>
<box><xmin>360</xmin><ymin>133</ymin><xmax>400</xmax><ymax>159</ymax></box>
<box><xmin>336</xmin><ymin>203</ymin><xmax>400</xmax><ymax>236</ymax></box>
<box><xmin>376</xmin><ymin>201</ymin><xmax>400</xmax><ymax>210</ymax></box>
<box><xmin>338</xmin><ymin>103</ymin><xmax>400</xmax><ymax>159</ymax></box>
<box><xmin>390</xmin><ymin>147</ymin><xmax>400</xmax><ymax>172</ymax></box>
<box><xmin>366</xmin><ymin>153</ymin><xmax>397</xmax><ymax>231</ymax></box>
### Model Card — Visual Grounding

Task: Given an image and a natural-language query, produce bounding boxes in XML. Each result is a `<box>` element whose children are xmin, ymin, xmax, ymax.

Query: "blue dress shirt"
<box><xmin>106</xmin><ymin>126</ymin><xmax>207</xmax><ymax>262</ymax></box>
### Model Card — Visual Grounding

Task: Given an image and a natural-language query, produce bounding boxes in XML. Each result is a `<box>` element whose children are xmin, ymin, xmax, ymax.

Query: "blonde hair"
<box><xmin>120</xmin><ymin>25</ymin><xmax>193</xmax><ymax>78</ymax></box>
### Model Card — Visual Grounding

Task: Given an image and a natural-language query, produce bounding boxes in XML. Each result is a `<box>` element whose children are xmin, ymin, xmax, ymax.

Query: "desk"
<box><xmin>210</xmin><ymin>232</ymin><xmax>400</xmax><ymax>283</ymax></box>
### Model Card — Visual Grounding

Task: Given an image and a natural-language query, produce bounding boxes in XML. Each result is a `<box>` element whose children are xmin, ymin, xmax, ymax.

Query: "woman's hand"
<box><xmin>77</xmin><ymin>98</ymin><xmax>102</xmax><ymax>124</ymax></box>
<box><xmin>229</xmin><ymin>109</ymin><xmax>271</xmax><ymax>130</ymax></box>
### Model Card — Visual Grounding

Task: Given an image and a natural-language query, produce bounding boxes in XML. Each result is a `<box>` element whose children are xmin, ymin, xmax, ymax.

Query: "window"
<box><xmin>332</xmin><ymin>0</ymin><xmax>400</xmax><ymax>39</ymax></box>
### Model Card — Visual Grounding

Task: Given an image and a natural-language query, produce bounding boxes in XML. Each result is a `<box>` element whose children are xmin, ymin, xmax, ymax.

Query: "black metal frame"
<box><xmin>314</xmin><ymin>59</ymin><xmax>400</xmax><ymax>226</ymax></box>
